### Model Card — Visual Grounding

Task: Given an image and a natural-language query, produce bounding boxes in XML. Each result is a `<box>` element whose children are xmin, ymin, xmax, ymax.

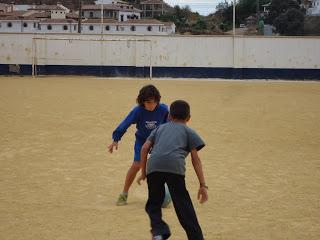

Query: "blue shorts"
<box><xmin>134</xmin><ymin>139</ymin><xmax>145</xmax><ymax>162</ymax></box>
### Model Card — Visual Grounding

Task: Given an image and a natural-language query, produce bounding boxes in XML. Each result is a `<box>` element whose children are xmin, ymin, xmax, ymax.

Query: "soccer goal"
<box><xmin>32</xmin><ymin>36</ymin><xmax>153</xmax><ymax>79</ymax></box>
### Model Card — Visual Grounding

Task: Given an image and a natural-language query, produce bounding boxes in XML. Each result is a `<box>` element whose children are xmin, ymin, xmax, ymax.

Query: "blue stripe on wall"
<box><xmin>1</xmin><ymin>64</ymin><xmax>320</xmax><ymax>80</ymax></box>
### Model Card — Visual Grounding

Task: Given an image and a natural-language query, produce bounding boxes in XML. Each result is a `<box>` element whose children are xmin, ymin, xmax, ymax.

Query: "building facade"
<box><xmin>82</xmin><ymin>3</ymin><xmax>141</xmax><ymax>21</ymax></box>
<box><xmin>307</xmin><ymin>0</ymin><xmax>320</xmax><ymax>15</ymax></box>
<box><xmin>0</xmin><ymin>3</ymin><xmax>175</xmax><ymax>35</ymax></box>
<box><xmin>140</xmin><ymin>0</ymin><xmax>169</xmax><ymax>18</ymax></box>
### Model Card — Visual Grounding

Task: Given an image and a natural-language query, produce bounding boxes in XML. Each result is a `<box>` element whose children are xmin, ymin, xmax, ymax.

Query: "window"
<box><xmin>130</xmin><ymin>26</ymin><xmax>136</xmax><ymax>31</ymax></box>
<box><xmin>7</xmin><ymin>22</ymin><xmax>12</xmax><ymax>28</ymax></box>
<box><xmin>23</xmin><ymin>22</ymin><xmax>28</xmax><ymax>28</ymax></box>
<box><xmin>89</xmin><ymin>25</ymin><xmax>94</xmax><ymax>31</ymax></box>
<box><xmin>34</xmin><ymin>22</ymin><xmax>37</xmax><ymax>28</ymax></box>
<box><xmin>105</xmin><ymin>25</ymin><xmax>110</xmax><ymax>31</ymax></box>
<box><xmin>0</xmin><ymin>23</ymin><xmax>1</xmax><ymax>28</ymax></box>
<box><xmin>147</xmin><ymin>26</ymin><xmax>152</xmax><ymax>31</ymax></box>
<box><xmin>47</xmin><ymin>25</ymin><xmax>52</xmax><ymax>30</ymax></box>
<box><xmin>90</xmin><ymin>12</ymin><xmax>93</xmax><ymax>18</ymax></box>
<box><xmin>116</xmin><ymin>26</ymin><xmax>124</xmax><ymax>31</ymax></box>
<box><xmin>120</xmin><ymin>15</ymin><xmax>124</xmax><ymax>22</ymax></box>
<box><xmin>74</xmin><ymin>25</ymin><xmax>77</xmax><ymax>31</ymax></box>
<box><xmin>63</xmin><ymin>25</ymin><xmax>68</xmax><ymax>30</ymax></box>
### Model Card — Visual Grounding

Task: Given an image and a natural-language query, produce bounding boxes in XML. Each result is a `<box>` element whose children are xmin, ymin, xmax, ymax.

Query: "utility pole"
<box><xmin>233</xmin><ymin>0</ymin><xmax>236</xmax><ymax>36</ymax></box>
<box><xmin>256</xmin><ymin>0</ymin><xmax>260</xmax><ymax>21</ymax></box>
<box><xmin>78</xmin><ymin>0</ymin><xmax>82</xmax><ymax>33</ymax></box>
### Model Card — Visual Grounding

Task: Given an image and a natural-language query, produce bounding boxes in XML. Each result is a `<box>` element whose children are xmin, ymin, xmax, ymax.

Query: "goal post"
<box><xmin>32</xmin><ymin>37</ymin><xmax>153</xmax><ymax>79</ymax></box>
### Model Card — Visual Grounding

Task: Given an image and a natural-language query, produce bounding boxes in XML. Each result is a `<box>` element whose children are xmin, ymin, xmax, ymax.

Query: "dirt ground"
<box><xmin>0</xmin><ymin>77</ymin><xmax>319</xmax><ymax>240</ymax></box>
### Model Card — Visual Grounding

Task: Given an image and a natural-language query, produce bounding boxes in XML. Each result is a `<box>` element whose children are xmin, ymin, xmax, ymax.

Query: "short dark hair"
<box><xmin>170</xmin><ymin>100</ymin><xmax>190</xmax><ymax>120</ymax></box>
<box><xmin>136</xmin><ymin>85</ymin><xmax>161</xmax><ymax>106</ymax></box>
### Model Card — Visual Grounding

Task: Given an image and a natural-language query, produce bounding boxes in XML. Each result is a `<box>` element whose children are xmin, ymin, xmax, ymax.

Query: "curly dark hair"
<box><xmin>169</xmin><ymin>100</ymin><xmax>190</xmax><ymax>120</ymax></box>
<box><xmin>136</xmin><ymin>85</ymin><xmax>161</xmax><ymax>107</ymax></box>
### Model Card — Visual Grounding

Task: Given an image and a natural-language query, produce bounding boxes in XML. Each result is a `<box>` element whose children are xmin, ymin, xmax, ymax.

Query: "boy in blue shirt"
<box><xmin>137</xmin><ymin>100</ymin><xmax>208</xmax><ymax>240</ymax></box>
<box><xmin>108</xmin><ymin>85</ymin><xmax>168</xmax><ymax>206</ymax></box>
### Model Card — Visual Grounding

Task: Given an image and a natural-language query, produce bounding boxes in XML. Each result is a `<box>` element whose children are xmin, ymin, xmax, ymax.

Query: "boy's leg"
<box><xmin>166</xmin><ymin>174</ymin><xmax>204</xmax><ymax>240</ymax></box>
<box><xmin>116</xmin><ymin>161</ymin><xmax>140</xmax><ymax>206</ymax></box>
<box><xmin>122</xmin><ymin>161</ymin><xmax>140</xmax><ymax>193</ymax></box>
<box><xmin>146</xmin><ymin>172</ymin><xmax>171</xmax><ymax>239</ymax></box>
<box><xmin>117</xmin><ymin>140</ymin><xmax>143</xmax><ymax>205</ymax></box>
<box><xmin>123</xmin><ymin>139</ymin><xmax>145</xmax><ymax>193</ymax></box>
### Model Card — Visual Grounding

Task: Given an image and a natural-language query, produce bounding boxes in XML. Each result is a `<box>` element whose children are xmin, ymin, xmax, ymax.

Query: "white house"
<box><xmin>82</xmin><ymin>3</ymin><xmax>142</xmax><ymax>22</ymax></box>
<box><xmin>80</xmin><ymin>18</ymin><xmax>174</xmax><ymax>34</ymax></box>
<box><xmin>307</xmin><ymin>0</ymin><xmax>320</xmax><ymax>15</ymax></box>
<box><xmin>0</xmin><ymin>19</ymin><xmax>40</xmax><ymax>33</ymax></box>
<box><xmin>0</xmin><ymin>11</ymin><xmax>39</xmax><ymax>33</ymax></box>
<box><xmin>28</xmin><ymin>4</ymin><xmax>69</xmax><ymax>19</ymax></box>
<box><xmin>38</xmin><ymin>19</ymin><xmax>78</xmax><ymax>33</ymax></box>
<box><xmin>0</xmin><ymin>3</ymin><xmax>175</xmax><ymax>35</ymax></box>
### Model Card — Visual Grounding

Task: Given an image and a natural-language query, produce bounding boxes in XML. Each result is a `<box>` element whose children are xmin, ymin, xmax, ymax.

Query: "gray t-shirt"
<box><xmin>146</xmin><ymin>122</ymin><xmax>205</xmax><ymax>176</ymax></box>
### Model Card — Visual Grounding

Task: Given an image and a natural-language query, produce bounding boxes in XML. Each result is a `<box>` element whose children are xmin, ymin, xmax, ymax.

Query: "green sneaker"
<box><xmin>116</xmin><ymin>193</ymin><xmax>128</xmax><ymax>206</ymax></box>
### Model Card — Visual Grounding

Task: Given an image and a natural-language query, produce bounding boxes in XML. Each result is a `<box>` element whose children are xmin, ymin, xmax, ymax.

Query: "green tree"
<box><xmin>273</xmin><ymin>8</ymin><xmax>304</xmax><ymax>35</ymax></box>
<box><xmin>265</xmin><ymin>0</ymin><xmax>301</xmax><ymax>24</ymax></box>
<box><xmin>265</xmin><ymin>0</ymin><xmax>305</xmax><ymax>35</ymax></box>
<box><xmin>191</xmin><ymin>18</ymin><xmax>208</xmax><ymax>34</ymax></box>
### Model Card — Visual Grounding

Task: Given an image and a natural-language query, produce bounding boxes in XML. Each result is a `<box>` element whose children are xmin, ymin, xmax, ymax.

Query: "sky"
<box><xmin>165</xmin><ymin>0</ymin><xmax>232</xmax><ymax>16</ymax></box>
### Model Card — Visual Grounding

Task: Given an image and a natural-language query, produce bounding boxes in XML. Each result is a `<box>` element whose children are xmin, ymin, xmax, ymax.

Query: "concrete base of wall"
<box><xmin>1</xmin><ymin>64</ymin><xmax>320</xmax><ymax>80</ymax></box>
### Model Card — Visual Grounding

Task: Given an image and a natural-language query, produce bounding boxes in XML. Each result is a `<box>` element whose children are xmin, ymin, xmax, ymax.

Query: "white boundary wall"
<box><xmin>0</xmin><ymin>33</ymin><xmax>320</xmax><ymax>70</ymax></box>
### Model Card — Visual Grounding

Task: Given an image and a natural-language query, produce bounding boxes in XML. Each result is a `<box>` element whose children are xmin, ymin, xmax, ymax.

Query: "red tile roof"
<box><xmin>82</xmin><ymin>19</ymin><xmax>118</xmax><ymax>24</ymax></box>
<box><xmin>126</xmin><ymin>19</ymin><xmax>162</xmax><ymax>24</ymax></box>
<box><xmin>28</xmin><ymin>5</ymin><xmax>65</xmax><ymax>11</ymax></box>
<box><xmin>0</xmin><ymin>10</ymin><xmax>51</xmax><ymax>20</ymax></box>
<box><xmin>81</xmin><ymin>19</ymin><xmax>166</xmax><ymax>25</ymax></box>
<box><xmin>40</xmin><ymin>19</ymin><xmax>78</xmax><ymax>24</ymax></box>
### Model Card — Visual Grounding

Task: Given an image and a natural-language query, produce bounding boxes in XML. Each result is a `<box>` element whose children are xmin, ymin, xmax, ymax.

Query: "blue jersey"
<box><xmin>112</xmin><ymin>103</ymin><xmax>169</xmax><ymax>142</ymax></box>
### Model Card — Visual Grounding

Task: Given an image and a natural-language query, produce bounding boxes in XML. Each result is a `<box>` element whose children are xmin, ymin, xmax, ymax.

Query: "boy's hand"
<box><xmin>198</xmin><ymin>187</ymin><xmax>208</xmax><ymax>204</ymax></box>
<box><xmin>107</xmin><ymin>141</ymin><xmax>118</xmax><ymax>153</ymax></box>
<box><xmin>137</xmin><ymin>174</ymin><xmax>146</xmax><ymax>185</ymax></box>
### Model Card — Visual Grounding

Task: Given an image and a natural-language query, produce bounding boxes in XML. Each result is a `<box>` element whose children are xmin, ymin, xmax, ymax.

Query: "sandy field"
<box><xmin>0</xmin><ymin>76</ymin><xmax>319</xmax><ymax>240</ymax></box>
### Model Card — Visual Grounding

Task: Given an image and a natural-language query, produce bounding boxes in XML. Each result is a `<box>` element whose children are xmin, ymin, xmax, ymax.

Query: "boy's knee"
<box><xmin>131</xmin><ymin>163</ymin><xmax>141</xmax><ymax>172</ymax></box>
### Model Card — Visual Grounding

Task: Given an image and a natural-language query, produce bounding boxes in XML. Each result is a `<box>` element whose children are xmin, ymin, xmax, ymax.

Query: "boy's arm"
<box><xmin>108</xmin><ymin>107</ymin><xmax>139</xmax><ymax>153</ymax></box>
<box><xmin>191</xmin><ymin>149</ymin><xmax>208</xmax><ymax>204</ymax></box>
<box><xmin>112</xmin><ymin>107</ymin><xmax>139</xmax><ymax>142</ymax></box>
<box><xmin>137</xmin><ymin>140</ymin><xmax>153</xmax><ymax>184</ymax></box>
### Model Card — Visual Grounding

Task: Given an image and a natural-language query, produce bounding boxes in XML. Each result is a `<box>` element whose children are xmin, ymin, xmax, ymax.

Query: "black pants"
<box><xmin>146</xmin><ymin>172</ymin><xmax>204</xmax><ymax>240</ymax></box>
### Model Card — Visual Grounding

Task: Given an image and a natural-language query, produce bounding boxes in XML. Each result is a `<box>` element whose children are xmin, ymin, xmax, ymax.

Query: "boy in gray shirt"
<box><xmin>137</xmin><ymin>100</ymin><xmax>208</xmax><ymax>240</ymax></box>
